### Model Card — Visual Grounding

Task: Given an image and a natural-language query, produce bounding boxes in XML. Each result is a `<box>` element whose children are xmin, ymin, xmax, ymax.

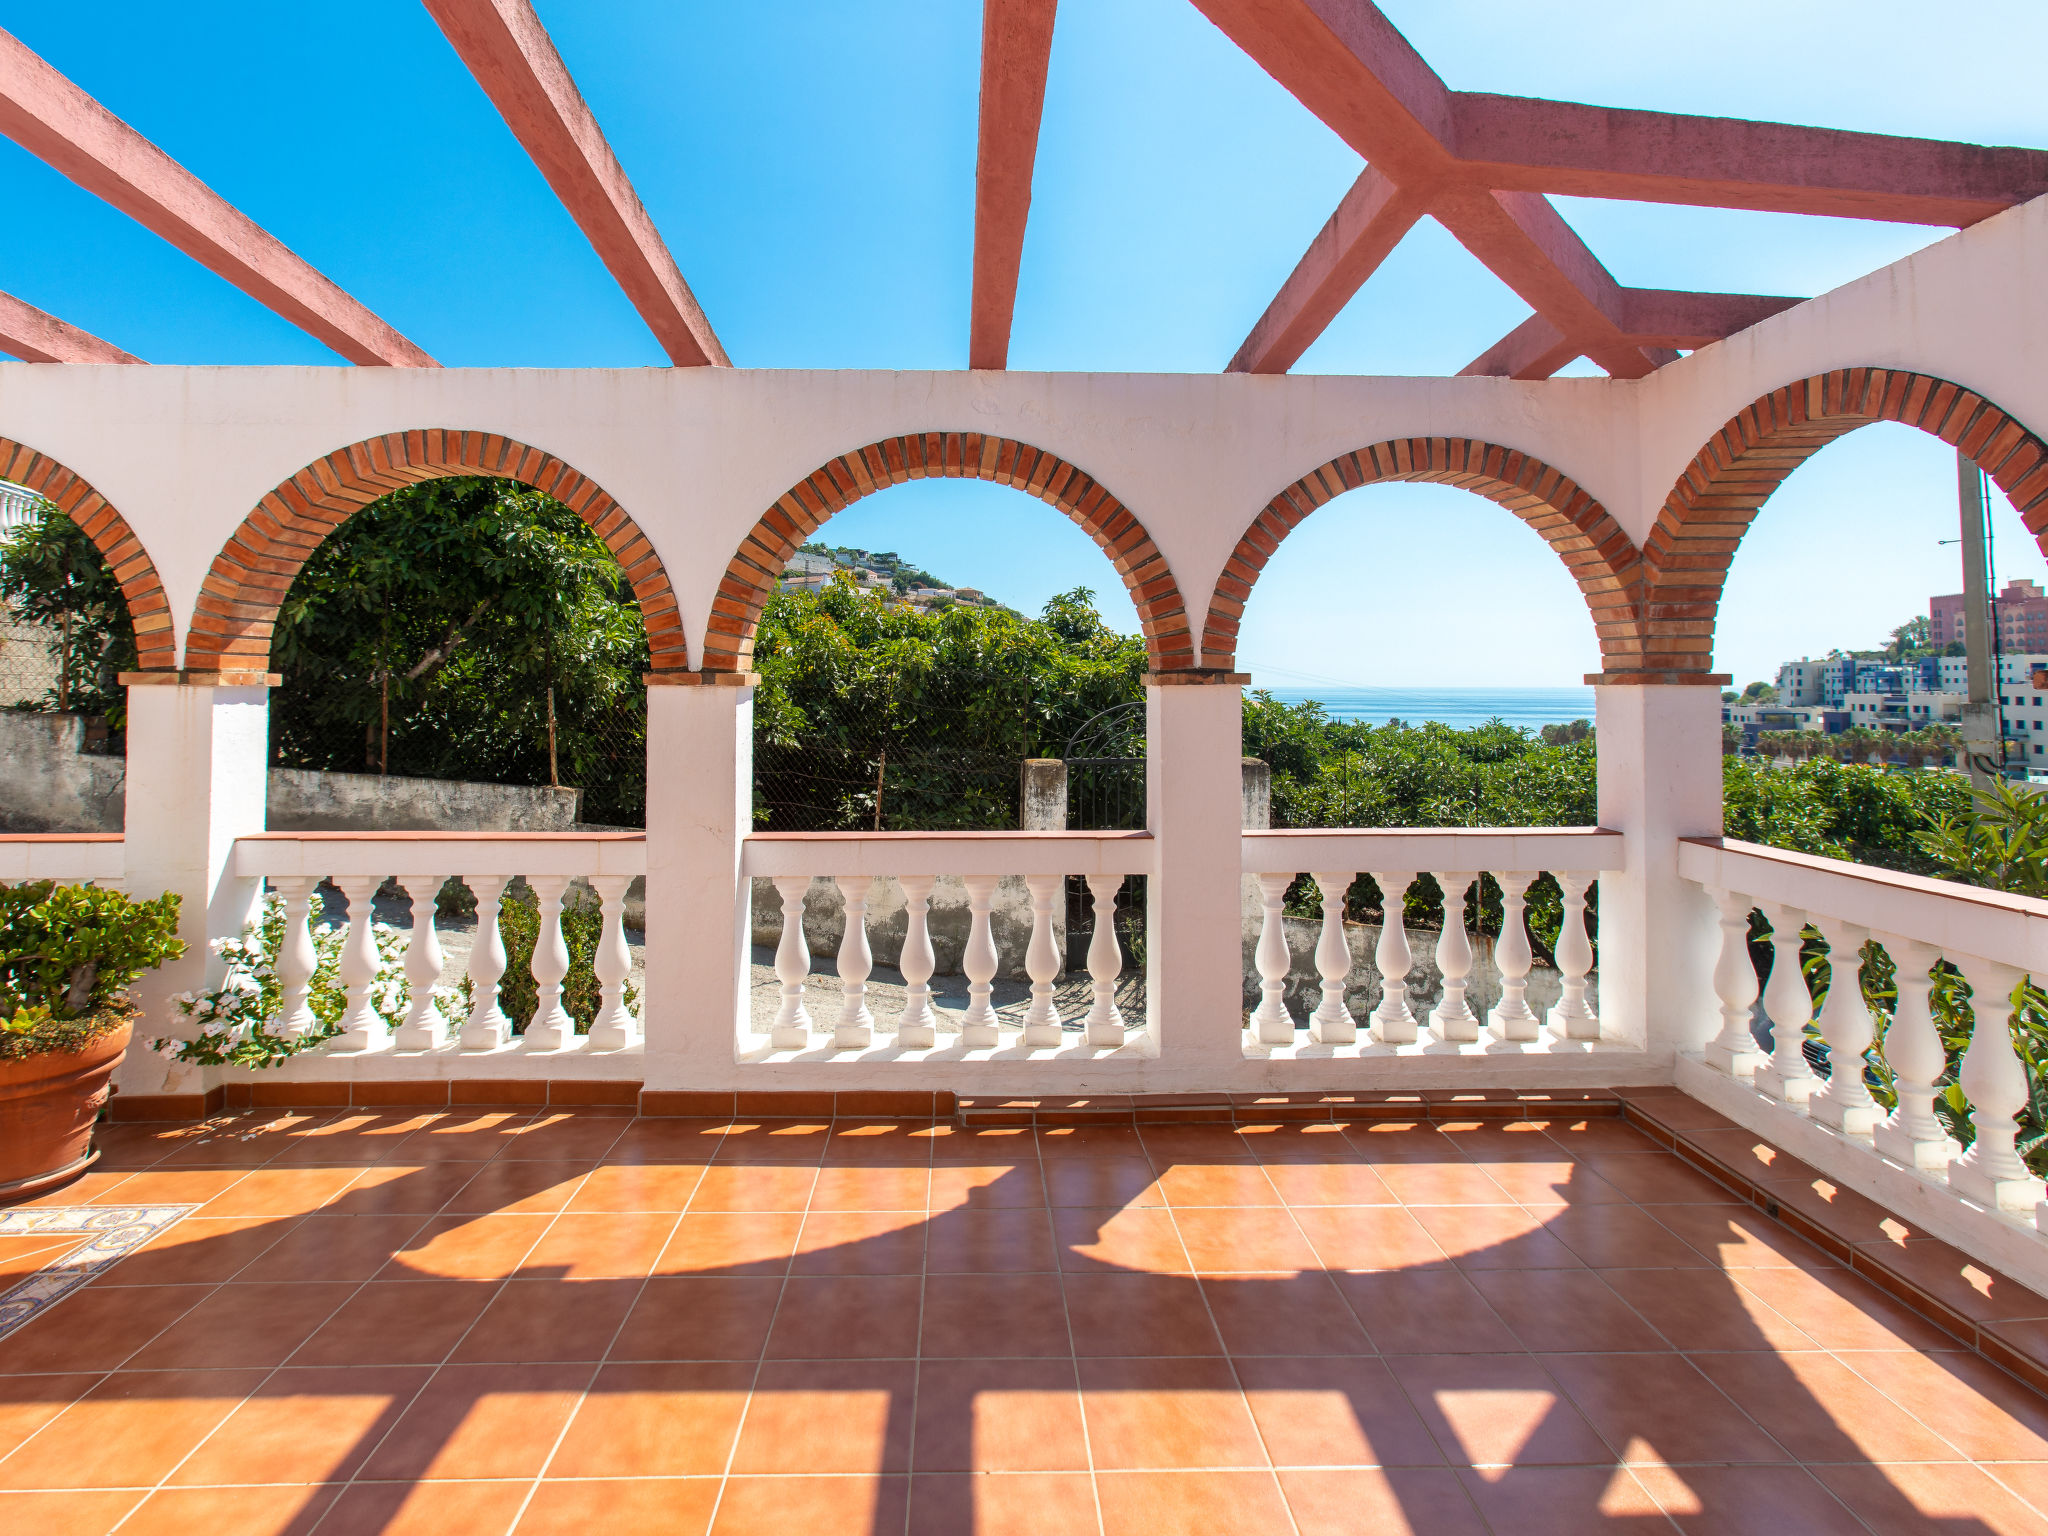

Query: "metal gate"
<box><xmin>1062</xmin><ymin>702</ymin><xmax>1147</xmax><ymax>966</ymax></box>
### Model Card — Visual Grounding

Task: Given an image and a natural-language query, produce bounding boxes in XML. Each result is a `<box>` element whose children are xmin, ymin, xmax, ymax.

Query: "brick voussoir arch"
<box><xmin>185</xmin><ymin>429</ymin><xmax>687</xmax><ymax>671</ymax></box>
<box><xmin>0</xmin><ymin>437</ymin><xmax>176</xmax><ymax>670</ymax></box>
<box><xmin>704</xmin><ymin>432</ymin><xmax>1195</xmax><ymax>672</ymax></box>
<box><xmin>1203</xmin><ymin>437</ymin><xmax>1646</xmax><ymax>673</ymax></box>
<box><xmin>1647</xmin><ymin>369</ymin><xmax>2048</xmax><ymax>675</ymax></box>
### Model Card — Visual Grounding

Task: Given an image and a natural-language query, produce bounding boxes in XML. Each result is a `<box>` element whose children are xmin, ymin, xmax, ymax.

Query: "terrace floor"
<box><xmin>6</xmin><ymin>1099</ymin><xmax>2048</xmax><ymax>1534</ymax></box>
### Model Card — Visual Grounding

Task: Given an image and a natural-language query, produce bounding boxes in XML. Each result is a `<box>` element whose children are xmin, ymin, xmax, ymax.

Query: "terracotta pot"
<box><xmin>0</xmin><ymin>1015</ymin><xmax>132</xmax><ymax>1204</ymax></box>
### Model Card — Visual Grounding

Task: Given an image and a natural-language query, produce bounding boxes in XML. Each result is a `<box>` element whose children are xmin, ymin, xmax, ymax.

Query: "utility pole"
<box><xmin>1958</xmin><ymin>450</ymin><xmax>2002</xmax><ymax>791</ymax></box>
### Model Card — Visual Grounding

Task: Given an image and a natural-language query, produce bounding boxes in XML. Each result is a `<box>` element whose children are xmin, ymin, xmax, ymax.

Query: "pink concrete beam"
<box><xmin>1452</xmin><ymin>94</ymin><xmax>2048</xmax><ymax>227</ymax></box>
<box><xmin>1619</xmin><ymin>288</ymin><xmax>1803</xmax><ymax>348</ymax></box>
<box><xmin>969</xmin><ymin>0</ymin><xmax>1060</xmax><ymax>371</ymax></box>
<box><xmin>1458</xmin><ymin>313</ymin><xmax>1576</xmax><ymax>380</ymax></box>
<box><xmin>0</xmin><ymin>28</ymin><xmax>433</xmax><ymax>367</ymax></box>
<box><xmin>0</xmin><ymin>290</ymin><xmax>141</xmax><ymax>364</ymax></box>
<box><xmin>424</xmin><ymin>0</ymin><xmax>728</xmax><ymax>367</ymax></box>
<box><xmin>1226</xmin><ymin>166</ymin><xmax>1430</xmax><ymax>373</ymax></box>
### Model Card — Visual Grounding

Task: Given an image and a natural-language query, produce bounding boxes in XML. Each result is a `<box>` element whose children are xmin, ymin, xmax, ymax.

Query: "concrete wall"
<box><xmin>0</xmin><ymin>712</ymin><xmax>584</xmax><ymax>835</ymax></box>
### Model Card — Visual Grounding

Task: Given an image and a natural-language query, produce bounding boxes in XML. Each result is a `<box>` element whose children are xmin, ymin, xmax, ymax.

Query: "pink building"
<box><xmin>1931</xmin><ymin>577</ymin><xmax>2048</xmax><ymax>649</ymax></box>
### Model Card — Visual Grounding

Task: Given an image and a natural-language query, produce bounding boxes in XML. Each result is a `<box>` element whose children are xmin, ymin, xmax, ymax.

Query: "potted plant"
<box><xmin>1</xmin><ymin>880</ymin><xmax>184</xmax><ymax>1201</ymax></box>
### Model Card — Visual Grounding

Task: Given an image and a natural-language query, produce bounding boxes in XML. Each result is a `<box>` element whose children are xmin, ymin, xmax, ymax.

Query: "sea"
<box><xmin>1265</xmin><ymin>686</ymin><xmax>1598</xmax><ymax>733</ymax></box>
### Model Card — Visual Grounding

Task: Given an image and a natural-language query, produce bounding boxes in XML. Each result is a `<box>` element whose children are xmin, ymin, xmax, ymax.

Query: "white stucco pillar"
<box><xmin>1146</xmin><ymin>675</ymin><xmax>1248</xmax><ymax>1075</ymax></box>
<box><xmin>115</xmin><ymin>673</ymin><xmax>273</xmax><ymax>1094</ymax></box>
<box><xmin>640</xmin><ymin>676</ymin><xmax>753</xmax><ymax>1091</ymax></box>
<box><xmin>1594</xmin><ymin>681</ymin><xmax>1725</xmax><ymax>1066</ymax></box>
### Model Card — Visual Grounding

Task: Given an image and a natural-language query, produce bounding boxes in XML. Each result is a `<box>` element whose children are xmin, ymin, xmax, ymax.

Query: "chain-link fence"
<box><xmin>753</xmin><ymin>722</ymin><xmax>1029</xmax><ymax>832</ymax></box>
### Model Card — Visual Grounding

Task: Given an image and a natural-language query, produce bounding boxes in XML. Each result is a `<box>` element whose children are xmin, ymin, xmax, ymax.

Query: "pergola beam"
<box><xmin>1460</xmin><ymin>286</ymin><xmax>1805</xmax><ymax>379</ymax></box>
<box><xmin>0</xmin><ymin>27</ymin><xmax>434</xmax><ymax>367</ymax></box>
<box><xmin>1451</xmin><ymin>94</ymin><xmax>2048</xmax><ymax>227</ymax></box>
<box><xmin>969</xmin><ymin>0</ymin><xmax>1060</xmax><ymax>371</ymax></box>
<box><xmin>0</xmin><ymin>290</ymin><xmax>141</xmax><ymax>364</ymax></box>
<box><xmin>1459</xmin><ymin>313</ymin><xmax>1574</xmax><ymax>381</ymax></box>
<box><xmin>424</xmin><ymin>0</ymin><xmax>727</xmax><ymax>367</ymax></box>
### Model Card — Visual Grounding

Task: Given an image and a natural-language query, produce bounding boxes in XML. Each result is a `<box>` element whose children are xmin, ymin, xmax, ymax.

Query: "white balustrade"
<box><xmin>959</xmin><ymin>875</ymin><xmax>1003</xmax><ymax>1049</ymax></box>
<box><xmin>895</xmin><ymin>875</ymin><xmax>939</xmax><ymax>1048</ymax></box>
<box><xmin>1871</xmin><ymin>935</ymin><xmax>1958</xmax><ymax>1172</ymax></box>
<box><xmin>1429</xmin><ymin>871</ymin><xmax>1478</xmax><ymax>1043</ymax></box>
<box><xmin>1083</xmin><ymin>874</ymin><xmax>1126</xmax><ymax>1047</ymax></box>
<box><xmin>1547</xmin><ymin>872</ymin><xmax>1599</xmax><ymax>1041</ymax></box>
<box><xmin>833</xmin><ymin>875</ymin><xmax>876</xmax><ymax>1050</ymax></box>
<box><xmin>1021</xmin><ymin>874</ymin><xmax>1065</xmax><ymax>1047</ymax></box>
<box><xmin>394</xmin><ymin>875</ymin><xmax>447</xmax><ymax>1050</ymax></box>
<box><xmin>522</xmin><ymin>875</ymin><xmax>576</xmax><ymax>1051</ymax></box>
<box><xmin>1489</xmin><ymin>872</ymin><xmax>1539</xmax><ymax>1043</ymax></box>
<box><xmin>1753</xmin><ymin>902</ymin><xmax>1818</xmax><ymax>1107</ymax></box>
<box><xmin>1949</xmin><ymin>956</ymin><xmax>2046</xmax><ymax>1212</ymax></box>
<box><xmin>1309</xmin><ymin>870</ymin><xmax>1356</xmax><ymax>1045</ymax></box>
<box><xmin>1368</xmin><ymin>870</ymin><xmax>1418</xmax><ymax>1045</ymax></box>
<box><xmin>1704</xmin><ymin>887</ymin><xmax>1764</xmax><ymax>1076</ymax></box>
<box><xmin>587</xmin><ymin>874</ymin><xmax>639</xmax><ymax>1050</ymax></box>
<box><xmin>332</xmin><ymin>875</ymin><xmax>386</xmax><ymax>1051</ymax></box>
<box><xmin>770</xmin><ymin>875</ymin><xmax>815</xmax><ymax>1049</ymax></box>
<box><xmin>272</xmin><ymin>875</ymin><xmax>320</xmax><ymax>1039</ymax></box>
<box><xmin>1250</xmin><ymin>872</ymin><xmax>1297</xmax><ymax>1045</ymax></box>
<box><xmin>462</xmin><ymin>874</ymin><xmax>514</xmax><ymax>1051</ymax></box>
<box><xmin>1807</xmin><ymin>916</ymin><xmax>1881</xmax><ymax>1135</ymax></box>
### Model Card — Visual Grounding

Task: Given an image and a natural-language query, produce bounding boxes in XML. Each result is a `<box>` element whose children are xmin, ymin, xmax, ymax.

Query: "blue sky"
<box><xmin>2</xmin><ymin>1</ymin><xmax>2043</xmax><ymax>687</ymax></box>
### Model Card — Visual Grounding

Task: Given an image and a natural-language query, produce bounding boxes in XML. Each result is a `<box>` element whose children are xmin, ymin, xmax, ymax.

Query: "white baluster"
<box><xmin>1488</xmin><ymin>872</ymin><xmax>1539</xmax><ymax>1043</ymax></box>
<box><xmin>587</xmin><ymin>874</ymin><xmax>638</xmax><ymax>1050</ymax></box>
<box><xmin>1250</xmin><ymin>872</ymin><xmax>1296</xmax><ymax>1045</ymax></box>
<box><xmin>461</xmin><ymin>875</ymin><xmax>513</xmax><ymax>1051</ymax></box>
<box><xmin>1870</xmin><ymin>935</ymin><xmax>1957</xmax><ymax>1172</ymax></box>
<box><xmin>1429</xmin><ymin>871</ymin><xmax>1479</xmax><ymax>1043</ymax></box>
<box><xmin>271</xmin><ymin>876</ymin><xmax>320</xmax><ymax>1039</ymax></box>
<box><xmin>769</xmin><ymin>875</ymin><xmax>814</xmax><ymax>1049</ymax></box>
<box><xmin>1754</xmin><ymin>902</ymin><xmax>1818</xmax><ymax>1107</ymax></box>
<box><xmin>393</xmin><ymin>875</ymin><xmax>447</xmax><ymax>1050</ymax></box>
<box><xmin>1948</xmin><ymin>955</ymin><xmax>2045</xmax><ymax>1211</ymax></box>
<box><xmin>1021</xmin><ymin>874</ymin><xmax>1065</xmax><ymax>1047</ymax></box>
<box><xmin>1368</xmin><ymin>871</ymin><xmax>1419</xmax><ymax>1045</ymax></box>
<box><xmin>1807</xmin><ymin>917</ymin><xmax>1881</xmax><ymax>1135</ymax></box>
<box><xmin>1703</xmin><ymin>887</ymin><xmax>1764</xmax><ymax>1075</ymax></box>
<box><xmin>333</xmin><ymin>875</ymin><xmax>387</xmax><ymax>1051</ymax></box>
<box><xmin>833</xmin><ymin>875</ymin><xmax>876</xmax><ymax>1049</ymax></box>
<box><xmin>1546</xmin><ymin>872</ymin><xmax>1600</xmax><ymax>1042</ymax></box>
<box><xmin>960</xmin><ymin>875</ymin><xmax>1002</xmax><ymax>1049</ymax></box>
<box><xmin>523</xmin><ymin>875</ymin><xmax>577</xmax><ymax>1051</ymax></box>
<box><xmin>895</xmin><ymin>875</ymin><xmax>939</xmax><ymax>1049</ymax></box>
<box><xmin>1308</xmin><ymin>871</ymin><xmax>1357</xmax><ymax>1045</ymax></box>
<box><xmin>1083</xmin><ymin>874</ymin><xmax>1126</xmax><ymax>1047</ymax></box>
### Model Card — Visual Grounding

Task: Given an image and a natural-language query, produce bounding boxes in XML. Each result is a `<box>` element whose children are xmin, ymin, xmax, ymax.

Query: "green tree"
<box><xmin>0</xmin><ymin>501</ymin><xmax>138</xmax><ymax>718</ymax></box>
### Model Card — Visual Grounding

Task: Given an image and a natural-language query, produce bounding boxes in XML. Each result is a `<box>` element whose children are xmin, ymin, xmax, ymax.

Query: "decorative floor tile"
<box><xmin>0</xmin><ymin>1206</ymin><xmax>195</xmax><ymax>1340</ymax></box>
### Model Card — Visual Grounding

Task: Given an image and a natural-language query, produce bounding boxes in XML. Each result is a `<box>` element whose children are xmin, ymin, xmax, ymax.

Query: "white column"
<box><xmin>642</xmin><ymin>678</ymin><xmax>753</xmax><ymax>1090</ymax></box>
<box><xmin>523</xmin><ymin>874</ymin><xmax>577</xmax><ymax>1051</ymax></box>
<box><xmin>271</xmin><ymin>875</ymin><xmax>320</xmax><ymax>1039</ymax></box>
<box><xmin>769</xmin><ymin>875</ymin><xmax>814</xmax><ymax>1049</ymax></box>
<box><xmin>1308</xmin><ymin>871</ymin><xmax>1356</xmax><ymax>1045</ymax></box>
<box><xmin>959</xmin><ymin>874</ymin><xmax>1002</xmax><ymax>1049</ymax></box>
<box><xmin>1368</xmin><ymin>871</ymin><xmax>1418</xmax><ymax>1044</ymax></box>
<box><xmin>1807</xmin><ymin>916</ymin><xmax>1881</xmax><ymax>1135</ymax></box>
<box><xmin>587</xmin><ymin>873</ymin><xmax>639</xmax><ymax>1050</ymax></box>
<box><xmin>333</xmin><ymin>875</ymin><xmax>386</xmax><ymax>1051</ymax></box>
<box><xmin>394</xmin><ymin>875</ymin><xmax>447</xmax><ymax>1050</ymax></box>
<box><xmin>1547</xmin><ymin>872</ymin><xmax>1599</xmax><ymax>1041</ymax></box>
<box><xmin>116</xmin><ymin>677</ymin><xmax>271</xmax><ymax>1094</ymax></box>
<box><xmin>1083</xmin><ymin>873</ymin><xmax>1126</xmax><ymax>1047</ymax></box>
<box><xmin>1594</xmin><ymin>682</ymin><xmax>1724</xmax><ymax>1060</ymax></box>
<box><xmin>1021</xmin><ymin>874</ymin><xmax>1065</xmax><ymax>1047</ymax></box>
<box><xmin>1754</xmin><ymin>902</ymin><xmax>1818</xmax><ymax>1107</ymax></box>
<box><xmin>1146</xmin><ymin>676</ymin><xmax>1249</xmax><ymax>1072</ymax></box>
<box><xmin>1703</xmin><ymin>888</ymin><xmax>1764</xmax><ymax>1076</ymax></box>
<box><xmin>1249</xmin><ymin>872</ymin><xmax>1296</xmax><ymax>1046</ymax></box>
<box><xmin>895</xmin><ymin>875</ymin><xmax>939</xmax><ymax>1048</ymax></box>
<box><xmin>1430</xmin><ymin>871</ymin><xmax>1479</xmax><ymax>1043</ymax></box>
<box><xmin>833</xmin><ymin>875</ymin><xmax>876</xmax><ymax>1049</ymax></box>
<box><xmin>1870</xmin><ymin>936</ymin><xmax>1958</xmax><ymax>1172</ymax></box>
<box><xmin>1488</xmin><ymin>872</ymin><xmax>1539</xmax><ymax>1043</ymax></box>
<box><xmin>461</xmin><ymin>874</ymin><xmax>513</xmax><ymax>1050</ymax></box>
<box><xmin>1948</xmin><ymin>956</ymin><xmax>2045</xmax><ymax>1211</ymax></box>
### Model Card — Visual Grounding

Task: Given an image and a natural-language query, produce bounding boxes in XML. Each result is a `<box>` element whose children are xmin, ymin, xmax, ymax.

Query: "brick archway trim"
<box><xmin>1203</xmin><ymin>438</ymin><xmax>1644</xmax><ymax>673</ymax></box>
<box><xmin>184</xmin><ymin>429</ymin><xmax>686</xmax><ymax>671</ymax></box>
<box><xmin>1646</xmin><ymin>370</ymin><xmax>2048</xmax><ymax>674</ymax></box>
<box><xmin>0</xmin><ymin>438</ymin><xmax>175</xmax><ymax>670</ymax></box>
<box><xmin>705</xmin><ymin>433</ymin><xmax>1194</xmax><ymax>672</ymax></box>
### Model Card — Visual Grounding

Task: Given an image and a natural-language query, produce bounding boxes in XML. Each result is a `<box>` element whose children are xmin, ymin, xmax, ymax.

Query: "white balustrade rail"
<box><xmin>231</xmin><ymin>833</ymin><xmax>647</xmax><ymax>1058</ymax></box>
<box><xmin>1680</xmin><ymin>836</ymin><xmax>2048</xmax><ymax>1283</ymax></box>
<box><xmin>0</xmin><ymin>833</ymin><xmax>124</xmax><ymax>886</ymax></box>
<box><xmin>1241</xmin><ymin>828</ymin><xmax>1624</xmax><ymax>1055</ymax></box>
<box><xmin>739</xmin><ymin>832</ymin><xmax>1155</xmax><ymax>1058</ymax></box>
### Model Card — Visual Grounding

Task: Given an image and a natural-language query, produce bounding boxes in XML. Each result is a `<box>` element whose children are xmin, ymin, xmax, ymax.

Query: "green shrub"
<box><xmin>0</xmin><ymin>881</ymin><xmax>184</xmax><ymax>1059</ymax></box>
<box><xmin>493</xmin><ymin>889</ymin><xmax>622</xmax><ymax>1033</ymax></box>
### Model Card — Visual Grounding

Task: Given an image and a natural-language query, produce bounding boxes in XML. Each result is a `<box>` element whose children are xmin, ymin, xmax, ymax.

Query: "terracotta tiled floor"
<box><xmin>6</xmin><ymin>1106</ymin><xmax>2048</xmax><ymax>1533</ymax></box>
